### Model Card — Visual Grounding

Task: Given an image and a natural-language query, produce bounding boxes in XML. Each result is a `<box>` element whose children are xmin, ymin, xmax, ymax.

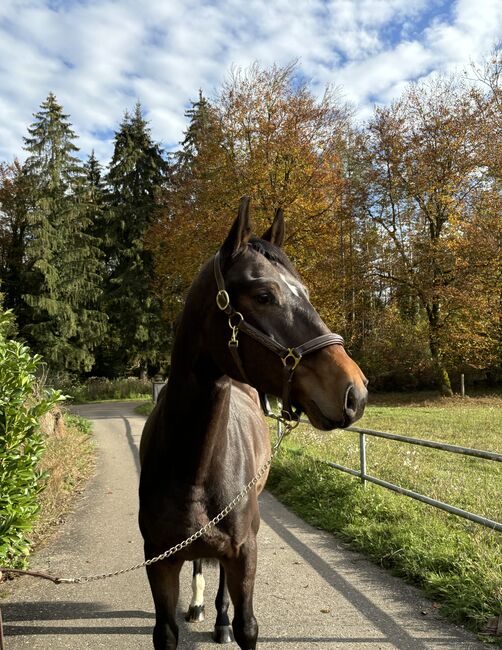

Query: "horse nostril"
<box><xmin>344</xmin><ymin>384</ymin><xmax>357</xmax><ymax>416</ymax></box>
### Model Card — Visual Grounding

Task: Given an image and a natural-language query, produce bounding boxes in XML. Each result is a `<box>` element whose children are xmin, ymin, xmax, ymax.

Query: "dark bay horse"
<box><xmin>139</xmin><ymin>198</ymin><xmax>368</xmax><ymax>650</ymax></box>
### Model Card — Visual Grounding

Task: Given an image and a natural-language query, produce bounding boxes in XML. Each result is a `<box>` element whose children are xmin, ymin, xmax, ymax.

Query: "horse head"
<box><xmin>203</xmin><ymin>197</ymin><xmax>368</xmax><ymax>430</ymax></box>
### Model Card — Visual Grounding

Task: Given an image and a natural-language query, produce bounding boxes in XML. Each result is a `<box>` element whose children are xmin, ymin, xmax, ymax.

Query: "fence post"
<box><xmin>152</xmin><ymin>380</ymin><xmax>166</xmax><ymax>404</ymax></box>
<box><xmin>359</xmin><ymin>432</ymin><xmax>367</xmax><ymax>486</ymax></box>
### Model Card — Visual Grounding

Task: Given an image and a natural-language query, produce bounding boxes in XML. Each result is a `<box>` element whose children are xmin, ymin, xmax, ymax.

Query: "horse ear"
<box><xmin>221</xmin><ymin>196</ymin><xmax>253</xmax><ymax>260</ymax></box>
<box><xmin>261</xmin><ymin>207</ymin><xmax>285</xmax><ymax>248</ymax></box>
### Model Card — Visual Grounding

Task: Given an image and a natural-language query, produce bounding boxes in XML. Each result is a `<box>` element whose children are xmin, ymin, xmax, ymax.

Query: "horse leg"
<box><xmin>185</xmin><ymin>559</ymin><xmax>205</xmax><ymax>622</ymax></box>
<box><xmin>146</xmin><ymin>556</ymin><xmax>183</xmax><ymax>650</ymax></box>
<box><xmin>213</xmin><ymin>563</ymin><xmax>232</xmax><ymax>644</ymax></box>
<box><xmin>223</xmin><ymin>537</ymin><xmax>259</xmax><ymax>650</ymax></box>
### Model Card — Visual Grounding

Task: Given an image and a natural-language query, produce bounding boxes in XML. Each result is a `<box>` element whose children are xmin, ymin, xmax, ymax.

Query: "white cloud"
<box><xmin>425</xmin><ymin>0</ymin><xmax>502</xmax><ymax>67</ymax></box>
<box><xmin>0</xmin><ymin>0</ymin><xmax>500</xmax><ymax>164</ymax></box>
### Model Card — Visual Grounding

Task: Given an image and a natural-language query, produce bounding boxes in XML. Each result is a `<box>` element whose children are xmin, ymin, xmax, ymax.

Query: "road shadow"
<box><xmin>259</xmin><ymin>494</ymin><xmax>469</xmax><ymax>650</ymax></box>
<box><xmin>1</xmin><ymin>600</ymin><xmax>153</xmax><ymax>636</ymax></box>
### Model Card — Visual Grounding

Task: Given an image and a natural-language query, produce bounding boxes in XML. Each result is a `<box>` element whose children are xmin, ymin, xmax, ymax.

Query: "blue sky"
<box><xmin>1</xmin><ymin>0</ymin><xmax>501</xmax><ymax>164</ymax></box>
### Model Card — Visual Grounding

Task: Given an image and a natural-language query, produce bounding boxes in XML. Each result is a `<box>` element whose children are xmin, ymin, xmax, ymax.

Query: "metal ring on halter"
<box><xmin>216</xmin><ymin>290</ymin><xmax>230</xmax><ymax>311</ymax></box>
<box><xmin>228</xmin><ymin>312</ymin><xmax>244</xmax><ymax>330</ymax></box>
<box><xmin>282</xmin><ymin>348</ymin><xmax>302</xmax><ymax>370</ymax></box>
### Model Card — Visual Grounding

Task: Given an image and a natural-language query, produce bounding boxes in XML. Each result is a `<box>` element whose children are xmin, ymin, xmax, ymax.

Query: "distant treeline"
<box><xmin>0</xmin><ymin>53</ymin><xmax>500</xmax><ymax>393</ymax></box>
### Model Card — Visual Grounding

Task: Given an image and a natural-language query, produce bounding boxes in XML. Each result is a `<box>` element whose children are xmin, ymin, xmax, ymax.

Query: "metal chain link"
<box><xmin>53</xmin><ymin>414</ymin><xmax>296</xmax><ymax>585</ymax></box>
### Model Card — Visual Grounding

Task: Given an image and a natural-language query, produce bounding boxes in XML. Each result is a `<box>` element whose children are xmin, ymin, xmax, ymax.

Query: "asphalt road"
<box><xmin>0</xmin><ymin>401</ymin><xmax>487</xmax><ymax>649</ymax></box>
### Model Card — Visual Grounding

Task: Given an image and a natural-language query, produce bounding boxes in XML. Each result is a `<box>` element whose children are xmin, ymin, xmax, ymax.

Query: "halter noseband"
<box><xmin>213</xmin><ymin>249</ymin><xmax>345</xmax><ymax>421</ymax></box>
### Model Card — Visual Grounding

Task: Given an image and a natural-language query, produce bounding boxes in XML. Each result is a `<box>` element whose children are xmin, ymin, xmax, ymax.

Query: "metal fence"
<box><xmin>276</xmin><ymin>419</ymin><xmax>502</xmax><ymax>533</ymax></box>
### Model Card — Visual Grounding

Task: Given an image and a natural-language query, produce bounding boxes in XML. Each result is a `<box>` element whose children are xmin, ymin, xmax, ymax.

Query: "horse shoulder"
<box><xmin>229</xmin><ymin>381</ymin><xmax>271</xmax><ymax>466</ymax></box>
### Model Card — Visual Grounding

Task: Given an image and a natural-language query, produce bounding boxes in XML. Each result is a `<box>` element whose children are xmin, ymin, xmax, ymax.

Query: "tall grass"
<box><xmin>30</xmin><ymin>411</ymin><xmax>95</xmax><ymax>549</ymax></box>
<box><xmin>267</xmin><ymin>395</ymin><xmax>502</xmax><ymax>636</ymax></box>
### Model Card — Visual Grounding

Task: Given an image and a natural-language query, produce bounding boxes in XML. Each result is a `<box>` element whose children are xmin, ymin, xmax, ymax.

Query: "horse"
<box><xmin>139</xmin><ymin>197</ymin><xmax>368</xmax><ymax>650</ymax></box>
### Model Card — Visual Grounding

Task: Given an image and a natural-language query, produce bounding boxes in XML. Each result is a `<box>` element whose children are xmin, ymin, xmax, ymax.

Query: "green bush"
<box><xmin>0</xmin><ymin>310</ymin><xmax>63</xmax><ymax>568</ymax></box>
<box><xmin>68</xmin><ymin>376</ymin><xmax>152</xmax><ymax>402</ymax></box>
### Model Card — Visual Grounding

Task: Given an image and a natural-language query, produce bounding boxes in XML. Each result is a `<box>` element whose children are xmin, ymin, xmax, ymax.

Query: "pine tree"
<box><xmin>99</xmin><ymin>102</ymin><xmax>168</xmax><ymax>376</ymax></box>
<box><xmin>21</xmin><ymin>93</ymin><xmax>106</xmax><ymax>373</ymax></box>
<box><xmin>178</xmin><ymin>90</ymin><xmax>220</xmax><ymax>165</ymax></box>
<box><xmin>145</xmin><ymin>91</ymin><xmax>226</xmax><ymax>321</ymax></box>
<box><xmin>84</xmin><ymin>151</ymin><xmax>109</xmax><ymax>248</ymax></box>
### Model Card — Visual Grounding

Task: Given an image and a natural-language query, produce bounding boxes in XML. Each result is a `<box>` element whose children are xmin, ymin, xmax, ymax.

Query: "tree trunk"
<box><xmin>428</xmin><ymin>305</ymin><xmax>453</xmax><ymax>396</ymax></box>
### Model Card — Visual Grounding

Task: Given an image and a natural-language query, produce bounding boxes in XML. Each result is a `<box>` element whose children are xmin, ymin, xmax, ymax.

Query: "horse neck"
<box><xmin>163</xmin><ymin>260</ymin><xmax>229</xmax><ymax>456</ymax></box>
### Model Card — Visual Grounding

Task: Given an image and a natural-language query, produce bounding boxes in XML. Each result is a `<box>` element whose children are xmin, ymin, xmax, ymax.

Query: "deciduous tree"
<box><xmin>364</xmin><ymin>75</ymin><xmax>498</xmax><ymax>393</ymax></box>
<box><xmin>149</xmin><ymin>62</ymin><xmax>353</xmax><ymax>332</ymax></box>
<box><xmin>0</xmin><ymin>160</ymin><xmax>30</xmax><ymax>314</ymax></box>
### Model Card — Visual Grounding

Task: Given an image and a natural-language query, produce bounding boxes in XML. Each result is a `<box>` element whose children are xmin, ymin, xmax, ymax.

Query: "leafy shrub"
<box><xmin>0</xmin><ymin>309</ymin><xmax>63</xmax><ymax>567</ymax></box>
<box><xmin>68</xmin><ymin>376</ymin><xmax>152</xmax><ymax>402</ymax></box>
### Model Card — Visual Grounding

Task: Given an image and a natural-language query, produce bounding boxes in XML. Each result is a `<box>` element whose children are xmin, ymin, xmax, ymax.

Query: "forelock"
<box><xmin>248</xmin><ymin>237</ymin><xmax>300</xmax><ymax>279</ymax></box>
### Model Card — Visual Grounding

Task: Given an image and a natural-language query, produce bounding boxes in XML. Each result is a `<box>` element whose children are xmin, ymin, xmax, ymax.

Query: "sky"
<box><xmin>0</xmin><ymin>0</ymin><xmax>501</xmax><ymax>164</ymax></box>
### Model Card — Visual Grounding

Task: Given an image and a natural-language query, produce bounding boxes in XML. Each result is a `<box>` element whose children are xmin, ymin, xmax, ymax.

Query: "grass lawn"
<box><xmin>135</xmin><ymin>400</ymin><xmax>154</xmax><ymax>416</ymax></box>
<box><xmin>267</xmin><ymin>391</ymin><xmax>502</xmax><ymax>638</ymax></box>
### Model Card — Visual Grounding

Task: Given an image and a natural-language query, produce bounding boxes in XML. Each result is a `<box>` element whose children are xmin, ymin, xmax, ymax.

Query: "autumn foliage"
<box><xmin>1</xmin><ymin>55</ymin><xmax>501</xmax><ymax>391</ymax></box>
<box><xmin>147</xmin><ymin>58</ymin><xmax>501</xmax><ymax>392</ymax></box>
<box><xmin>147</xmin><ymin>63</ymin><xmax>351</xmax><ymax>327</ymax></box>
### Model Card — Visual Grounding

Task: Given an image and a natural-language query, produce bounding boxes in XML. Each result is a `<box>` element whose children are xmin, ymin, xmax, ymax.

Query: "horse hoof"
<box><xmin>185</xmin><ymin>604</ymin><xmax>205</xmax><ymax>622</ymax></box>
<box><xmin>213</xmin><ymin>625</ymin><xmax>232</xmax><ymax>644</ymax></box>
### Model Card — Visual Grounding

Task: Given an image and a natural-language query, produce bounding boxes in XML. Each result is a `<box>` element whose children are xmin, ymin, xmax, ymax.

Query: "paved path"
<box><xmin>0</xmin><ymin>402</ymin><xmax>486</xmax><ymax>649</ymax></box>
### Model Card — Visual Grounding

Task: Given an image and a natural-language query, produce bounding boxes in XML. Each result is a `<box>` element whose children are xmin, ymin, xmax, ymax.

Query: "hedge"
<box><xmin>0</xmin><ymin>309</ymin><xmax>63</xmax><ymax>567</ymax></box>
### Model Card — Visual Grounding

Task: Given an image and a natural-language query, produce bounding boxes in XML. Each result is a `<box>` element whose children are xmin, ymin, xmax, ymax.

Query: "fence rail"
<box><xmin>276</xmin><ymin>419</ymin><xmax>502</xmax><ymax>533</ymax></box>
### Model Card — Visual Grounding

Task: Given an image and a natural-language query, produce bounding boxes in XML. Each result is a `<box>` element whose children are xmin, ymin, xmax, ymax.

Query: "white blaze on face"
<box><xmin>280</xmin><ymin>273</ymin><xmax>302</xmax><ymax>298</ymax></box>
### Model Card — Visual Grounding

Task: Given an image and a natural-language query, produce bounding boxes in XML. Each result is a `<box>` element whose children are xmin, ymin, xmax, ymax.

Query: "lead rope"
<box><xmin>0</xmin><ymin>413</ymin><xmax>296</xmax><ymax>588</ymax></box>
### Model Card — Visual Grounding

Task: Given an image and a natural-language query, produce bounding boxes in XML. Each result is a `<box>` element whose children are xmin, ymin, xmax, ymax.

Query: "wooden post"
<box><xmin>460</xmin><ymin>373</ymin><xmax>465</xmax><ymax>398</ymax></box>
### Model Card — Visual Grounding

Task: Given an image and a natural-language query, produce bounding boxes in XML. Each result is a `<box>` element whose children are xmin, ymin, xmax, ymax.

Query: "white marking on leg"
<box><xmin>190</xmin><ymin>572</ymin><xmax>205</xmax><ymax>607</ymax></box>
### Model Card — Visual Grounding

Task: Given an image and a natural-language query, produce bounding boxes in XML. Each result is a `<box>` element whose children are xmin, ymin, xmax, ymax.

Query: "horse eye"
<box><xmin>255</xmin><ymin>292</ymin><xmax>272</xmax><ymax>305</ymax></box>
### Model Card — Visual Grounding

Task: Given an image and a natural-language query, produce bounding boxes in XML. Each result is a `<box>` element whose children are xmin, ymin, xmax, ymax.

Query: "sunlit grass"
<box><xmin>30</xmin><ymin>410</ymin><xmax>96</xmax><ymax>549</ymax></box>
<box><xmin>267</xmin><ymin>394</ymin><xmax>502</xmax><ymax>636</ymax></box>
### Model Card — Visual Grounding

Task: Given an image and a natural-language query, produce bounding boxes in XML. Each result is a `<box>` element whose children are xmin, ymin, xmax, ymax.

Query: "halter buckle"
<box><xmin>216</xmin><ymin>290</ymin><xmax>230</xmax><ymax>311</ymax></box>
<box><xmin>282</xmin><ymin>348</ymin><xmax>302</xmax><ymax>370</ymax></box>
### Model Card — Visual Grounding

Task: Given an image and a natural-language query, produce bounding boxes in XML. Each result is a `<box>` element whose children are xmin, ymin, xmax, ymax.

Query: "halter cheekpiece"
<box><xmin>213</xmin><ymin>249</ymin><xmax>345</xmax><ymax>421</ymax></box>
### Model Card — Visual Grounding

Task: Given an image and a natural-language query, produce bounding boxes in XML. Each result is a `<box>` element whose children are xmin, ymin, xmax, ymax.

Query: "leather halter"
<box><xmin>213</xmin><ymin>249</ymin><xmax>345</xmax><ymax>421</ymax></box>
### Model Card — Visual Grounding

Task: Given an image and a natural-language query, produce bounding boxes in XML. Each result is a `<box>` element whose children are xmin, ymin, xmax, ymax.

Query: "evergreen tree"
<box><xmin>178</xmin><ymin>90</ymin><xmax>220</xmax><ymax>165</ymax></box>
<box><xmin>21</xmin><ymin>93</ymin><xmax>106</xmax><ymax>373</ymax></box>
<box><xmin>84</xmin><ymin>151</ymin><xmax>109</xmax><ymax>248</ymax></box>
<box><xmin>145</xmin><ymin>91</ymin><xmax>226</xmax><ymax>321</ymax></box>
<box><xmin>99</xmin><ymin>102</ymin><xmax>168</xmax><ymax>376</ymax></box>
